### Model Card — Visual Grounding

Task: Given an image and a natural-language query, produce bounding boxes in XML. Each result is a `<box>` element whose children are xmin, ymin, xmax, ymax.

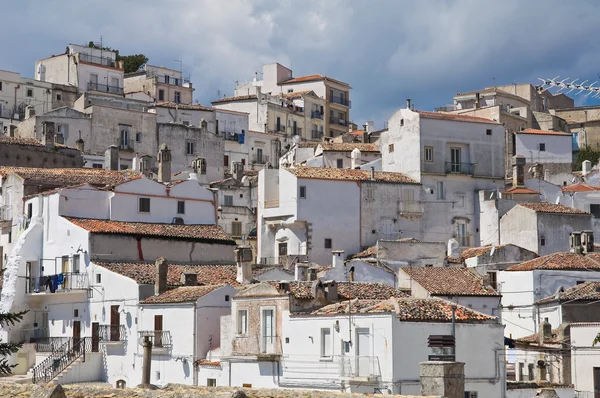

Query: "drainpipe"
<box><xmin>451</xmin><ymin>305</ymin><xmax>456</xmax><ymax>338</ymax></box>
<box><xmin>192</xmin><ymin>302</ymin><xmax>198</xmax><ymax>386</ymax></box>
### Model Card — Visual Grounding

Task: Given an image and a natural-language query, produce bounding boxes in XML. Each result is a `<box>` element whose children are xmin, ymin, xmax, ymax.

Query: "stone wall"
<box><xmin>0</xmin><ymin>142</ymin><xmax>84</xmax><ymax>168</ymax></box>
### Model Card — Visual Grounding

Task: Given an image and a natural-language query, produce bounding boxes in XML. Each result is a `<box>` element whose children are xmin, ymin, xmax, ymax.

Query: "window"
<box><xmin>324</xmin><ymin>238</ymin><xmax>332</xmax><ymax>249</ymax></box>
<box><xmin>174</xmin><ymin>78</ymin><xmax>180</xmax><ymax>86</ymax></box>
<box><xmin>224</xmin><ymin>155</ymin><xmax>229</xmax><ymax>168</ymax></box>
<box><xmin>287</xmin><ymin>89</ymin><xmax>293</xmax><ymax>93</ymax></box>
<box><xmin>225</xmin><ymin>295</ymin><xmax>230</xmax><ymax>301</ymax></box>
<box><xmin>336</xmin><ymin>159</ymin><xmax>343</xmax><ymax>168</ymax></box>
<box><xmin>96</xmin><ymin>274</ymin><xmax>102</xmax><ymax>284</ymax></box>
<box><xmin>321</xmin><ymin>328</ymin><xmax>332</xmax><ymax>357</ymax></box>
<box><xmin>261</xmin><ymin>308</ymin><xmax>275</xmax><ymax>352</ymax></box>
<box><xmin>486</xmin><ymin>129</ymin><xmax>492</xmax><ymax>136</ymax></box>
<box><xmin>455</xmin><ymin>195</ymin><xmax>465</xmax><ymax>208</ymax></box>
<box><xmin>256</xmin><ymin>148</ymin><xmax>263</xmax><ymax>163</ymax></box>
<box><xmin>365</xmin><ymin>184</ymin><xmax>374</xmax><ymax>201</ymax></box>
<box><xmin>388</xmin><ymin>144</ymin><xmax>395</xmax><ymax>153</ymax></box>
<box><xmin>278</xmin><ymin>242</ymin><xmax>288</xmax><ymax>256</ymax></box>
<box><xmin>92</xmin><ymin>163</ymin><xmax>103</xmax><ymax>169</ymax></box>
<box><xmin>138</xmin><ymin>197</ymin><xmax>151</xmax><ymax>213</ymax></box>
<box><xmin>73</xmin><ymin>255</ymin><xmax>80</xmax><ymax>274</ymax></box>
<box><xmin>436</xmin><ymin>181</ymin><xmax>445</xmax><ymax>200</ymax></box>
<box><xmin>528</xmin><ymin>363</ymin><xmax>535</xmax><ymax>381</ymax></box>
<box><xmin>231</xmin><ymin>221</ymin><xmax>242</xmax><ymax>237</ymax></box>
<box><xmin>237</xmin><ymin>310</ymin><xmax>248</xmax><ymax>334</ymax></box>
<box><xmin>164</xmin><ymin>76</ymin><xmax>170</xmax><ymax>84</ymax></box>
<box><xmin>450</xmin><ymin>147</ymin><xmax>461</xmax><ymax>172</ymax></box>
<box><xmin>158</xmin><ymin>89</ymin><xmax>164</xmax><ymax>101</ymax></box>
<box><xmin>487</xmin><ymin>272</ymin><xmax>497</xmax><ymax>290</ymax></box>
<box><xmin>224</xmin><ymin>195</ymin><xmax>233</xmax><ymax>206</ymax></box>
<box><xmin>135</xmin><ymin>132</ymin><xmax>142</xmax><ymax>143</ymax></box>
<box><xmin>174</xmin><ymin>92</ymin><xmax>181</xmax><ymax>103</ymax></box>
<box><xmin>0</xmin><ymin>82</ymin><xmax>2</xmax><ymax>90</ymax></box>
<box><xmin>182</xmin><ymin>120</ymin><xmax>190</xmax><ymax>126</ymax></box>
<box><xmin>120</xmin><ymin>126</ymin><xmax>130</xmax><ymax>150</ymax></box>
<box><xmin>299</xmin><ymin>186</ymin><xmax>306</xmax><ymax>199</ymax></box>
<box><xmin>539</xmin><ymin>143</ymin><xmax>546</xmax><ymax>151</ymax></box>
<box><xmin>591</xmin><ymin>204</ymin><xmax>600</xmax><ymax>218</ymax></box>
<box><xmin>56</xmin><ymin>93</ymin><xmax>62</xmax><ymax>101</ymax></box>
<box><xmin>186</xmin><ymin>141</ymin><xmax>195</xmax><ymax>155</ymax></box>
<box><xmin>400</xmin><ymin>119</ymin><xmax>404</xmax><ymax>126</ymax></box>
<box><xmin>424</xmin><ymin>146</ymin><xmax>433</xmax><ymax>162</ymax></box>
<box><xmin>26</xmin><ymin>88</ymin><xmax>33</xmax><ymax>97</ymax></box>
<box><xmin>7</xmin><ymin>231</ymin><xmax>11</xmax><ymax>243</ymax></box>
<box><xmin>276</xmin><ymin>116</ymin><xmax>281</xmax><ymax>131</ymax></box>
<box><xmin>74</xmin><ymin>309</ymin><xmax>79</xmax><ymax>317</ymax></box>
<box><xmin>177</xmin><ymin>201</ymin><xmax>185</xmax><ymax>214</ymax></box>
<box><xmin>540</xmin><ymin>237</ymin><xmax>546</xmax><ymax>246</ymax></box>
<box><xmin>207</xmin><ymin>379</ymin><xmax>217</xmax><ymax>387</ymax></box>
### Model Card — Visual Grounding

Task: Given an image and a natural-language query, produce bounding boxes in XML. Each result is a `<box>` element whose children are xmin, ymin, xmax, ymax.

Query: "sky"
<box><xmin>2</xmin><ymin>0</ymin><xmax>600</xmax><ymax>129</ymax></box>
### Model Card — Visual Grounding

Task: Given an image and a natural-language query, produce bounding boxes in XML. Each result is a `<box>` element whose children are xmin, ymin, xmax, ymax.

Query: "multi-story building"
<box><xmin>124</xmin><ymin>64</ymin><xmax>194</xmax><ymax>105</ymax></box>
<box><xmin>35</xmin><ymin>44</ymin><xmax>124</xmax><ymax>96</ymax></box>
<box><xmin>550</xmin><ymin>105</ymin><xmax>600</xmax><ymax>150</ymax></box>
<box><xmin>149</xmin><ymin>102</ymin><xmax>216</xmax><ymax>131</ymax></box>
<box><xmin>381</xmin><ymin>105</ymin><xmax>506</xmax><ymax>247</ymax></box>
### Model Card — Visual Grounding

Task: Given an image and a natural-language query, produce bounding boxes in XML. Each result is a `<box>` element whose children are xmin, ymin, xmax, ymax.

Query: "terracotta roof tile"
<box><xmin>537</xmin><ymin>281</ymin><xmax>600</xmax><ymax>304</ymax></box>
<box><xmin>296</xmin><ymin>142</ymin><xmax>320</xmax><ymax>149</ymax></box>
<box><xmin>0</xmin><ymin>136</ymin><xmax>80</xmax><ymax>151</ymax></box>
<box><xmin>64</xmin><ymin>217</ymin><xmax>235</xmax><ymax>243</ymax></box>
<box><xmin>349</xmin><ymin>130</ymin><xmax>364</xmax><ymax>136</ymax></box>
<box><xmin>445</xmin><ymin>256</ymin><xmax>464</xmax><ymax>264</ymax></box>
<box><xmin>562</xmin><ymin>183</ymin><xmax>600</xmax><ymax>193</ymax></box>
<box><xmin>517</xmin><ymin>128</ymin><xmax>572</xmax><ymax>136</ymax></box>
<box><xmin>282</xmin><ymin>74</ymin><xmax>350</xmax><ymax>87</ymax></box>
<box><xmin>280</xmin><ymin>281</ymin><xmax>407</xmax><ymax>300</ymax></box>
<box><xmin>287</xmin><ymin>166</ymin><xmax>419</xmax><ymax>184</ymax></box>
<box><xmin>153</xmin><ymin>101</ymin><xmax>214</xmax><ymax>111</ymax></box>
<box><xmin>280</xmin><ymin>90</ymin><xmax>315</xmax><ymax>100</ymax></box>
<box><xmin>503</xmin><ymin>187</ymin><xmax>539</xmax><ymax>194</ymax></box>
<box><xmin>417</xmin><ymin>111</ymin><xmax>501</xmax><ymax>125</ymax></box>
<box><xmin>310</xmin><ymin>297</ymin><xmax>496</xmax><ymax>322</ymax></box>
<box><xmin>349</xmin><ymin>245</ymin><xmax>376</xmax><ymax>259</ymax></box>
<box><xmin>516</xmin><ymin>329</ymin><xmax>567</xmax><ymax>345</ymax></box>
<box><xmin>211</xmin><ymin>94</ymin><xmax>257</xmax><ymax>104</ymax></box>
<box><xmin>400</xmin><ymin>267</ymin><xmax>499</xmax><ymax>296</ymax></box>
<box><xmin>141</xmin><ymin>284</ymin><xmax>227</xmax><ymax>304</ymax></box>
<box><xmin>518</xmin><ymin>202</ymin><xmax>589</xmax><ymax>215</ymax></box>
<box><xmin>0</xmin><ymin>167</ymin><xmax>138</xmax><ymax>186</ymax></box>
<box><xmin>319</xmin><ymin>143</ymin><xmax>379</xmax><ymax>152</ymax></box>
<box><xmin>459</xmin><ymin>245</ymin><xmax>506</xmax><ymax>260</ymax></box>
<box><xmin>506</xmin><ymin>252</ymin><xmax>600</xmax><ymax>271</ymax></box>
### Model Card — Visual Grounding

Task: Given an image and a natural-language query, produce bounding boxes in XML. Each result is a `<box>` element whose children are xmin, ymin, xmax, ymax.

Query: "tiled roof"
<box><xmin>296</xmin><ymin>142</ymin><xmax>320</xmax><ymax>149</ymax></box>
<box><xmin>417</xmin><ymin>111</ymin><xmax>501</xmax><ymax>125</ymax></box>
<box><xmin>211</xmin><ymin>95</ymin><xmax>257</xmax><ymax>104</ymax></box>
<box><xmin>349</xmin><ymin>130</ymin><xmax>364</xmax><ymax>136</ymax></box>
<box><xmin>282</xmin><ymin>74</ymin><xmax>350</xmax><ymax>87</ymax></box>
<box><xmin>562</xmin><ymin>183</ymin><xmax>600</xmax><ymax>193</ymax></box>
<box><xmin>287</xmin><ymin>166</ymin><xmax>419</xmax><ymax>184</ymax></box>
<box><xmin>349</xmin><ymin>245</ymin><xmax>376</xmax><ymax>259</ymax></box>
<box><xmin>518</xmin><ymin>202</ymin><xmax>589</xmax><ymax>215</ymax></box>
<box><xmin>281</xmin><ymin>90</ymin><xmax>315</xmax><ymax>100</ymax></box>
<box><xmin>516</xmin><ymin>329</ymin><xmax>567</xmax><ymax>345</ymax></box>
<box><xmin>310</xmin><ymin>297</ymin><xmax>496</xmax><ymax>322</ymax></box>
<box><xmin>0</xmin><ymin>167</ymin><xmax>138</xmax><ymax>186</ymax></box>
<box><xmin>537</xmin><ymin>282</ymin><xmax>600</xmax><ymax>304</ymax></box>
<box><xmin>96</xmin><ymin>262</ymin><xmax>239</xmax><ymax>286</ymax></box>
<box><xmin>459</xmin><ymin>245</ymin><xmax>506</xmax><ymax>260</ymax></box>
<box><xmin>64</xmin><ymin>217</ymin><xmax>235</xmax><ymax>243</ymax></box>
<box><xmin>506</xmin><ymin>252</ymin><xmax>600</xmax><ymax>271</ymax></box>
<box><xmin>282</xmin><ymin>281</ymin><xmax>407</xmax><ymax>300</ymax></box>
<box><xmin>445</xmin><ymin>256</ymin><xmax>463</xmax><ymax>264</ymax></box>
<box><xmin>0</xmin><ymin>136</ymin><xmax>76</xmax><ymax>150</ymax></box>
<box><xmin>153</xmin><ymin>102</ymin><xmax>214</xmax><ymax>111</ymax></box>
<box><xmin>503</xmin><ymin>186</ymin><xmax>539</xmax><ymax>194</ymax></box>
<box><xmin>517</xmin><ymin>128</ymin><xmax>571</xmax><ymax>136</ymax></box>
<box><xmin>140</xmin><ymin>284</ymin><xmax>226</xmax><ymax>304</ymax></box>
<box><xmin>319</xmin><ymin>143</ymin><xmax>379</xmax><ymax>152</ymax></box>
<box><xmin>400</xmin><ymin>267</ymin><xmax>499</xmax><ymax>296</ymax></box>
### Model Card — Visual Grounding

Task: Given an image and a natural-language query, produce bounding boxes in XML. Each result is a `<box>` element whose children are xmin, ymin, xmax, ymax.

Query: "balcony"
<box><xmin>445</xmin><ymin>162</ymin><xmax>474</xmax><ymax>175</ymax></box>
<box><xmin>98</xmin><ymin>324</ymin><xmax>126</xmax><ymax>343</ymax></box>
<box><xmin>252</xmin><ymin>154</ymin><xmax>269</xmax><ymax>164</ymax></box>
<box><xmin>87</xmin><ymin>82</ymin><xmax>124</xmax><ymax>95</ymax></box>
<box><xmin>330</xmin><ymin>96</ymin><xmax>351</xmax><ymax>107</ymax></box>
<box><xmin>79</xmin><ymin>53</ymin><xmax>119</xmax><ymax>68</ymax></box>
<box><xmin>138</xmin><ymin>330</ymin><xmax>172</xmax><ymax>350</ymax></box>
<box><xmin>311</xmin><ymin>111</ymin><xmax>323</xmax><ymax>120</ymax></box>
<box><xmin>27</xmin><ymin>272</ymin><xmax>89</xmax><ymax>295</ymax></box>
<box><xmin>149</xmin><ymin>74</ymin><xmax>190</xmax><ymax>87</ymax></box>
<box><xmin>340</xmin><ymin>356</ymin><xmax>381</xmax><ymax>382</ymax></box>
<box><xmin>398</xmin><ymin>200</ymin><xmax>424</xmax><ymax>215</ymax></box>
<box><xmin>329</xmin><ymin>117</ymin><xmax>347</xmax><ymax>126</ymax></box>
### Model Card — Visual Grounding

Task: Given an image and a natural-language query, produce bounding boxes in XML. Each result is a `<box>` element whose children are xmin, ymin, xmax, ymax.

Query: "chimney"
<box><xmin>295</xmin><ymin>262</ymin><xmax>309</xmax><ymax>281</ymax></box>
<box><xmin>324</xmin><ymin>281</ymin><xmax>338</xmax><ymax>301</ymax></box>
<box><xmin>351</xmin><ymin>148</ymin><xmax>362</xmax><ymax>169</ymax></box>
<box><xmin>104</xmin><ymin>145</ymin><xmax>119</xmax><ymax>171</ymax></box>
<box><xmin>180</xmin><ymin>271</ymin><xmax>198</xmax><ymax>286</ymax></box>
<box><xmin>406</xmin><ymin>98</ymin><xmax>411</xmax><ymax>109</ymax></box>
<box><xmin>235</xmin><ymin>246</ymin><xmax>253</xmax><ymax>284</ymax></box>
<box><xmin>420</xmin><ymin>362</ymin><xmax>465</xmax><ymax>398</ymax></box>
<box><xmin>362</xmin><ymin>130</ymin><xmax>369</xmax><ymax>143</ymax></box>
<box><xmin>533</xmin><ymin>163</ymin><xmax>544</xmax><ymax>179</ymax></box>
<box><xmin>75</xmin><ymin>138</ymin><xmax>85</xmax><ymax>152</ymax></box>
<box><xmin>583</xmin><ymin>160</ymin><xmax>592</xmax><ymax>175</ymax></box>
<box><xmin>370</xmin><ymin>167</ymin><xmax>375</xmax><ymax>181</ymax></box>
<box><xmin>157</xmin><ymin>143</ymin><xmax>172</xmax><ymax>183</ymax></box>
<box><xmin>42</xmin><ymin>121</ymin><xmax>56</xmax><ymax>149</ymax></box>
<box><xmin>349</xmin><ymin>265</ymin><xmax>355</xmax><ymax>282</ymax></box>
<box><xmin>512</xmin><ymin>155</ymin><xmax>526</xmax><ymax>187</ymax></box>
<box><xmin>155</xmin><ymin>257</ymin><xmax>168</xmax><ymax>296</ymax></box>
<box><xmin>539</xmin><ymin>318</ymin><xmax>552</xmax><ymax>345</ymax></box>
<box><xmin>139</xmin><ymin>155</ymin><xmax>152</xmax><ymax>178</ymax></box>
<box><xmin>332</xmin><ymin>250</ymin><xmax>345</xmax><ymax>269</ymax></box>
<box><xmin>232</xmin><ymin>161</ymin><xmax>244</xmax><ymax>181</ymax></box>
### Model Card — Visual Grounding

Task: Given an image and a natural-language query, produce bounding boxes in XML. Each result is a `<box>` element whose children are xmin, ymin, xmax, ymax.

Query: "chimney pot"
<box><xmin>104</xmin><ymin>145</ymin><xmax>119</xmax><ymax>171</ymax></box>
<box><xmin>235</xmin><ymin>245</ymin><xmax>253</xmax><ymax>284</ymax></box>
<box><xmin>157</xmin><ymin>143</ymin><xmax>172</xmax><ymax>183</ymax></box>
<box><xmin>406</xmin><ymin>98</ymin><xmax>411</xmax><ymax>109</ymax></box>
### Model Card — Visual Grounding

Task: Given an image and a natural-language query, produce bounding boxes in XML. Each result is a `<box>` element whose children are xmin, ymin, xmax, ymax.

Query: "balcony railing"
<box><xmin>79</xmin><ymin>53</ymin><xmax>119</xmax><ymax>68</ymax></box>
<box><xmin>149</xmin><ymin>74</ymin><xmax>188</xmax><ymax>87</ymax></box>
<box><xmin>311</xmin><ymin>111</ymin><xmax>323</xmax><ymax>120</ymax></box>
<box><xmin>138</xmin><ymin>330</ymin><xmax>172</xmax><ymax>348</ymax></box>
<box><xmin>399</xmin><ymin>200</ymin><xmax>424</xmax><ymax>214</ymax></box>
<box><xmin>445</xmin><ymin>162</ymin><xmax>474</xmax><ymax>175</ymax></box>
<box><xmin>28</xmin><ymin>272</ymin><xmax>89</xmax><ymax>294</ymax></box>
<box><xmin>330</xmin><ymin>96</ymin><xmax>351</xmax><ymax>107</ymax></box>
<box><xmin>98</xmin><ymin>325</ymin><xmax>126</xmax><ymax>342</ymax></box>
<box><xmin>340</xmin><ymin>356</ymin><xmax>381</xmax><ymax>380</ymax></box>
<box><xmin>87</xmin><ymin>82</ymin><xmax>124</xmax><ymax>95</ymax></box>
<box><xmin>252</xmin><ymin>154</ymin><xmax>269</xmax><ymax>164</ymax></box>
<box><xmin>329</xmin><ymin>117</ymin><xmax>347</xmax><ymax>126</ymax></box>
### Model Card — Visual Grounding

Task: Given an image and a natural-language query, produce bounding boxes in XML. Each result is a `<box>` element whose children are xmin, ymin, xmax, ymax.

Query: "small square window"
<box><xmin>400</xmin><ymin>119</ymin><xmax>404</xmax><ymax>126</ymax></box>
<box><xmin>324</xmin><ymin>238</ymin><xmax>332</xmax><ymax>249</ymax></box>
<box><xmin>207</xmin><ymin>379</ymin><xmax>217</xmax><ymax>387</ymax></box>
<box><xmin>138</xmin><ymin>197</ymin><xmax>151</xmax><ymax>213</ymax></box>
<box><xmin>26</xmin><ymin>88</ymin><xmax>33</xmax><ymax>97</ymax></box>
<box><xmin>299</xmin><ymin>186</ymin><xmax>306</xmax><ymax>199</ymax></box>
<box><xmin>92</xmin><ymin>163</ymin><xmax>103</xmax><ymax>169</ymax></box>
<box><xmin>388</xmin><ymin>144</ymin><xmax>395</xmax><ymax>153</ymax></box>
<box><xmin>336</xmin><ymin>159</ymin><xmax>343</xmax><ymax>168</ymax></box>
<box><xmin>486</xmin><ymin>129</ymin><xmax>492</xmax><ymax>135</ymax></box>
<box><xmin>539</xmin><ymin>143</ymin><xmax>546</xmax><ymax>151</ymax></box>
<box><xmin>424</xmin><ymin>146</ymin><xmax>433</xmax><ymax>162</ymax></box>
<box><xmin>56</xmin><ymin>93</ymin><xmax>62</xmax><ymax>101</ymax></box>
<box><xmin>239</xmin><ymin>194</ymin><xmax>243</xmax><ymax>198</ymax></box>
<box><xmin>177</xmin><ymin>200</ymin><xmax>185</xmax><ymax>214</ymax></box>
<box><xmin>540</xmin><ymin>238</ymin><xmax>546</xmax><ymax>246</ymax></box>
<box><xmin>225</xmin><ymin>295</ymin><xmax>230</xmax><ymax>302</ymax></box>
<box><xmin>136</xmin><ymin>132</ymin><xmax>142</xmax><ymax>143</ymax></box>
<box><xmin>96</xmin><ymin>274</ymin><xmax>102</xmax><ymax>284</ymax></box>
<box><xmin>224</xmin><ymin>195</ymin><xmax>233</xmax><ymax>206</ymax></box>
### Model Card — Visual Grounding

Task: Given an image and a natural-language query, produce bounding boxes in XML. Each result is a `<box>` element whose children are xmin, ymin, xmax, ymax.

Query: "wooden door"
<box><xmin>72</xmin><ymin>321</ymin><xmax>81</xmax><ymax>347</ymax></box>
<box><xmin>110</xmin><ymin>306</ymin><xmax>120</xmax><ymax>341</ymax></box>
<box><xmin>91</xmin><ymin>322</ymin><xmax>99</xmax><ymax>352</ymax></box>
<box><xmin>154</xmin><ymin>315</ymin><xmax>163</xmax><ymax>347</ymax></box>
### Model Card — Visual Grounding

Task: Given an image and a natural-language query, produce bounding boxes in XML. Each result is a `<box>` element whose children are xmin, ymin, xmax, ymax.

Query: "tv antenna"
<box><xmin>537</xmin><ymin>76</ymin><xmax>600</xmax><ymax>98</ymax></box>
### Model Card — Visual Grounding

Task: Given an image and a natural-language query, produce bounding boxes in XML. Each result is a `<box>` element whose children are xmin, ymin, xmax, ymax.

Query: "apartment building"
<box><xmin>125</xmin><ymin>64</ymin><xmax>194</xmax><ymax>105</ymax></box>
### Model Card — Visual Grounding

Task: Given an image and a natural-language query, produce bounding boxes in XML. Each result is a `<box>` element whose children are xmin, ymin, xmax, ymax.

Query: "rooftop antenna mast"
<box><xmin>538</xmin><ymin>76</ymin><xmax>600</xmax><ymax>98</ymax></box>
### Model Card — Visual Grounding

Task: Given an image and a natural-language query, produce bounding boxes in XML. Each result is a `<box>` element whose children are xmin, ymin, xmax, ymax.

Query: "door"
<box><xmin>456</xmin><ymin>221</ymin><xmax>468</xmax><ymax>247</ymax></box>
<box><xmin>72</xmin><ymin>321</ymin><xmax>81</xmax><ymax>347</ymax></box>
<box><xmin>61</xmin><ymin>256</ymin><xmax>69</xmax><ymax>290</ymax></box>
<box><xmin>91</xmin><ymin>322</ymin><xmax>99</xmax><ymax>352</ymax></box>
<box><xmin>110</xmin><ymin>305</ymin><xmax>120</xmax><ymax>341</ymax></box>
<box><xmin>595</xmin><ymin>367</ymin><xmax>600</xmax><ymax>398</ymax></box>
<box><xmin>154</xmin><ymin>315</ymin><xmax>163</xmax><ymax>347</ymax></box>
<box><xmin>450</xmin><ymin>147</ymin><xmax>461</xmax><ymax>173</ymax></box>
<box><xmin>356</xmin><ymin>328</ymin><xmax>371</xmax><ymax>377</ymax></box>
<box><xmin>261</xmin><ymin>309</ymin><xmax>274</xmax><ymax>353</ymax></box>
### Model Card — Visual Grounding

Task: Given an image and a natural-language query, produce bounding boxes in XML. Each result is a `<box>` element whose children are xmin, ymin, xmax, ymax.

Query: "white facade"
<box><xmin>149</xmin><ymin>104</ymin><xmax>216</xmax><ymax>132</ymax></box>
<box><xmin>0</xmin><ymin>70</ymin><xmax>55</xmax><ymax>130</ymax></box>
<box><xmin>570</xmin><ymin>323</ymin><xmax>600</xmax><ymax>396</ymax></box>
<box><xmin>515</xmin><ymin>131</ymin><xmax>573</xmax><ymax>166</ymax></box>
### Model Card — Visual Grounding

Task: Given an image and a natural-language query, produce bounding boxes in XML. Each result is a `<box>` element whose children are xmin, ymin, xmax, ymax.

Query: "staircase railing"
<box><xmin>32</xmin><ymin>337</ymin><xmax>90</xmax><ymax>383</ymax></box>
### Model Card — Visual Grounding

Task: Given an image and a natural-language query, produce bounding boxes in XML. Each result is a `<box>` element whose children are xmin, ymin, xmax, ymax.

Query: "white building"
<box><xmin>257</xmin><ymin>167</ymin><xmax>423</xmax><ymax>266</ymax></box>
<box><xmin>125</xmin><ymin>64</ymin><xmax>194</xmax><ymax>105</ymax></box>
<box><xmin>149</xmin><ymin>102</ymin><xmax>216</xmax><ymax>132</ymax></box>
<box><xmin>280</xmin><ymin>142</ymin><xmax>381</xmax><ymax>169</ymax></box>
<box><xmin>515</xmin><ymin>128</ymin><xmax>573</xmax><ymax>177</ymax></box>
<box><xmin>381</xmin><ymin>106</ymin><xmax>506</xmax><ymax>247</ymax></box>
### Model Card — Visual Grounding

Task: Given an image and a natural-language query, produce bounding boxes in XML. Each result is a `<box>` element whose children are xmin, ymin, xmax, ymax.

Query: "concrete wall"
<box><xmin>0</xmin><ymin>143</ymin><xmax>83</xmax><ymax>168</ymax></box>
<box><xmin>516</xmin><ymin>133</ymin><xmax>572</xmax><ymax>168</ymax></box>
<box><xmin>377</xmin><ymin>240</ymin><xmax>446</xmax><ymax>267</ymax></box>
<box><xmin>570</xmin><ymin>322</ymin><xmax>600</xmax><ymax>394</ymax></box>
<box><xmin>152</xmin><ymin>107</ymin><xmax>216</xmax><ymax>132</ymax></box>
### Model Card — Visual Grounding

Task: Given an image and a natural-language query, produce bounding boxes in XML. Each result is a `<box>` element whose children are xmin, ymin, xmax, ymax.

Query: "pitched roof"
<box><xmin>417</xmin><ymin>111</ymin><xmax>501</xmax><ymax>125</ymax></box>
<box><xmin>282</xmin><ymin>281</ymin><xmax>407</xmax><ymax>300</ymax></box>
<box><xmin>282</xmin><ymin>74</ymin><xmax>350</xmax><ymax>87</ymax></box>
<box><xmin>0</xmin><ymin>167</ymin><xmax>138</xmax><ymax>187</ymax></box>
<box><xmin>537</xmin><ymin>281</ymin><xmax>600</xmax><ymax>304</ymax></box>
<box><xmin>517</xmin><ymin>202</ymin><xmax>589</xmax><ymax>215</ymax></box>
<box><xmin>349</xmin><ymin>245</ymin><xmax>377</xmax><ymax>259</ymax></box>
<box><xmin>211</xmin><ymin>94</ymin><xmax>257</xmax><ymax>104</ymax></box>
<box><xmin>140</xmin><ymin>284</ymin><xmax>226</xmax><ymax>304</ymax></box>
<box><xmin>400</xmin><ymin>267</ymin><xmax>499</xmax><ymax>296</ymax></box>
<box><xmin>503</xmin><ymin>186</ymin><xmax>539</xmax><ymax>194</ymax></box>
<box><xmin>459</xmin><ymin>245</ymin><xmax>507</xmax><ymax>260</ymax></box>
<box><xmin>562</xmin><ymin>183</ymin><xmax>600</xmax><ymax>193</ymax></box>
<box><xmin>310</xmin><ymin>297</ymin><xmax>496</xmax><ymax>322</ymax></box>
<box><xmin>296</xmin><ymin>142</ymin><xmax>320</xmax><ymax>149</ymax></box>
<box><xmin>319</xmin><ymin>143</ymin><xmax>379</xmax><ymax>153</ymax></box>
<box><xmin>64</xmin><ymin>217</ymin><xmax>235</xmax><ymax>244</ymax></box>
<box><xmin>516</xmin><ymin>329</ymin><xmax>568</xmax><ymax>345</ymax></box>
<box><xmin>517</xmin><ymin>128</ymin><xmax>571</xmax><ymax>136</ymax></box>
<box><xmin>153</xmin><ymin>101</ymin><xmax>214</xmax><ymax>111</ymax></box>
<box><xmin>506</xmin><ymin>252</ymin><xmax>600</xmax><ymax>271</ymax></box>
<box><xmin>0</xmin><ymin>136</ymin><xmax>78</xmax><ymax>150</ymax></box>
<box><xmin>280</xmin><ymin>90</ymin><xmax>316</xmax><ymax>100</ymax></box>
<box><xmin>286</xmin><ymin>166</ymin><xmax>419</xmax><ymax>184</ymax></box>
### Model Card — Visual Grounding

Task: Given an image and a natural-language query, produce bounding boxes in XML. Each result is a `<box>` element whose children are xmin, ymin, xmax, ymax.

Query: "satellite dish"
<box><xmin>555</xmin><ymin>197</ymin><xmax>560</xmax><ymax>204</ymax></box>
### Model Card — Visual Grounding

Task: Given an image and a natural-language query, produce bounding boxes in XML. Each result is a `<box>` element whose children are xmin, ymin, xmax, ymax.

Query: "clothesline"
<box><xmin>32</xmin><ymin>273</ymin><xmax>65</xmax><ymax>293</ymax></box>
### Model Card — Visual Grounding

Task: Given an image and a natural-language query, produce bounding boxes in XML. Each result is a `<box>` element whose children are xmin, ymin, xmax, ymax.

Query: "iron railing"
<box><xmin>252</xmin><ymin>154</ymin><xmax>269</xmax><ymax>164</ymax></box>
<box><xmin>149</xmin><ymin>74</ymin><xmax>186</xmax><ymax>86</ymax></box>
<box><xmin>87</xmin><ymin>82</ymin><xmax>124</xmax><ymax>95</ymax></box>
<box><xmin>311</xmin><ymin>111</ymin><xmax>323</xmax><ymax>120</ymax></box>
<box><xmin>79</xmin><ymin>53</ymin><xmax>118</xmax><ymax>68</ymax></box>
<box><xmin>28</xmin><ymin>272</ymin><xmax>89</xmax><ymax>294</ymax></box>
<box><xmin>33</xmin><ymin>337</ymin><xmax>71</xmax><ymax>353</ymax></box>
<box><xmin>32</xmin><ymin>337</ymin><xmax>90</xmax><ymax>383</ymax></box>
<box><xmin>330</xmin><ymin>96</ymin><xmax>351</xmax><ymax>107</ymax></box>
<box><xmin>329</xmin><ymin>117</ymin><xmax>347</xmax><ymax>126</ymax></box>
<box><xmin>98</xmin><ymin>325</ymin><xmax>126</xmax><ymax>342</ymax></box>
<box><xmin>340</xmin><ymin>355</ymin><xmax>381</xmax><ymax>379</ymax></box>
<box><xmin>138</xmin><ymin>330</ymin><xmax>172</xmax><ymax>348</ymax></box>
<box><xmin>445</xmin><ymin>162</ymin><xmax>474</xmax><ymax>175</ymax></box>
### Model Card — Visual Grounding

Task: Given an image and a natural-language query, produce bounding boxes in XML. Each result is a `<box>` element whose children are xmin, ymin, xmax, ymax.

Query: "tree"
<box><xmin>87</xmin><ymin>41</ymin><xmax>148</xmax><ymax>74</ymax></box>
<box><xmin>575</xmin><ymin>146</ymin><xmax>600</xmax><ymax>171</ymax></box>
<box><xmin>0</xmin><ymin>310</ymin><xmax>27</xmax><ymax>375</ymax></box>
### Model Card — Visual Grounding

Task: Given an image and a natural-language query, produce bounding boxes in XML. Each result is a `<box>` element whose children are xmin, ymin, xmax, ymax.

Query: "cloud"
<box><xmin>2</xmin><ymin>0</ymin><xmax>600</xmax><ymax>127</ymax></box>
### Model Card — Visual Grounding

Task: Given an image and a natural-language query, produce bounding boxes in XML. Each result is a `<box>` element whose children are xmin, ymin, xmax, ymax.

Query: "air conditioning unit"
<box><xmin>172</xmin><ymin>217</ymin><xmax>184</xmax><ymax>225</ymax></box>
